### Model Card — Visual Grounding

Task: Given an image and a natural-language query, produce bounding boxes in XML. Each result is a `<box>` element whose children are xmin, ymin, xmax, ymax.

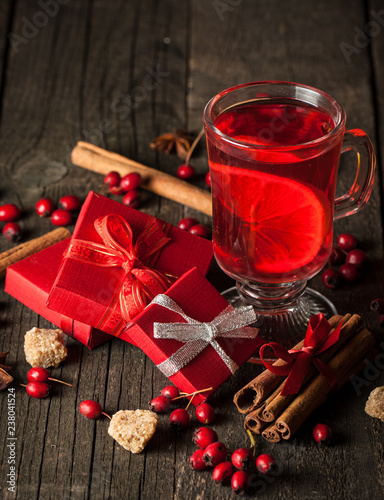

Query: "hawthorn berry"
<box><xmin>371</xmin><ymin>298</ymin><xmax>384</xmax><ymax>313</ymax></box>
<box><xmin>51</xmin><ymin>209</ymin><xmax>72</xmax><ymax>226</ymax></box>
<box><xmin>193</xmin><ymin>427</ymin><xmax>218</xmax><ymax>448</ymax></box>
<box><xmin>59</xmin><ymin>195</ymin><xmax>82</xmax><ymax>212</ymax></box>
<box><xmin>120</xmin><ymin>172</ymin><xmax>142</xmax><ymax>192</ymax></box>
<box><xmin>340</xmin><ymin>263</ymin><xmax>360</xmax><ymax>283</ymax></box>
<box><xmin>177</xmin><ymin>164</ymin><xmax>196</xmax><ymax>180</ymax></box>
<box><xmin>160</xmin><ymin>385</ymin><xmax>180</xmax><ymax>399</ymax></box>
<box><xmin>35</xmin><ymin>197</ymin><xmax>55</xmax><ymax>217</ymax></box>
<box><xmin>169</xmin><ymin>408</ymin><xmax>190</xmax><ymax>431</ymax></box>
<box><xmin>321</xmin><ymin>268</ymin><xmax>341</xmax><ymax>289</ymax></box>
<box><xmin>104</xmin><ymin>171</ymin><xmax>121</xmax><ymax>188</ymax></box>
<box><xmin>212</xmin><ymin>461</ymin><xmax>234</xmax><ymax>484</ymax></box>
<box><xmin>122</xmin><ymin>190</ymin><xmax>141</xmax><ymax>208</ymax></box>
<box><xmin>26</xmin><ymin>381</ymin><xmax>50</xmax><ymax>399</ymax></box>
<box><xmin>256</xmin><ymin>453</ymin><xmax>277</xmax><ymax>474</ymax></box>
<box><xmin>0</xmin><ymin>203</ymin><xmax>21</xmax><ymax>222</ymax></box>
<box><xmin>231</xmin><ymin>470</ymin><xmax>250</xmax><ymax>494</ymax></box>
<box><xmin>346</xmin><ymin>249</ymin><xmax>367</xmax><ymax>267</ymax></box>
<box><xmin>337</xmin><ymin>233</ymin><xmax>357</xmax><ymax>252</ymax></box>
<box><xmin>3</xmin><ymin>222</ymin><xmax>22</xmax><ymax>242</ymax></box>
<box><xmin>195</xmin><ymin>402</ymin><xmax>215</xmax><ymax>424</ymax></box>
<box><xmin>329</xmin><ymin>246</ymin><xmax>345</xmax><ymax>266</ymax></box>
<box><xmin>189</xmin><ymin>448</ymin><xmax>207</xmax><ymax>471</ymax></box>
<box><xmin>313</xmin><ymin>423</ymin><xmax>332</xmax><ymax>444</ymax></box>
<box><xmin>178</xmin><ymin>217</ymin><xmax>198</xmax><ymax>231</ymax></box>
<box><xmin>231</xmin><ymin>447</ymin><xmax>254</xmax><ymax>470</ymax></box>
<box><xmin>188</xmin><ymin>224</ymin><xmax>210</xmax><ymax>238</ymax></box>
<box><xmin>149</xmin><ymin>395</ymin><xmax>171</xmax><ymax>413</ymax></box>
<box><xmin>27</xmin><ymin>367</ymin><xmax>72</xmax><ymax>386</ymax></box>
<box><xmin>79</xmin><ymin>400</ymin><xmax>103</xmax><ymax>419</ymax></box>
<box><xmin>205</xmin><ymin>172</ymin><xmax>211</xmax><ymax>189</ymax></box>
<box><xmin>202</xmin><ymin>442</ymin><xmax>228</xmax><ymax>467</ymax></box>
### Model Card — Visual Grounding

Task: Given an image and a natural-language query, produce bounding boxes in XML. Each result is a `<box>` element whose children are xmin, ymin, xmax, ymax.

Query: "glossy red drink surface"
<box><xmin>207</xmin><ymin>100</ymin><xmax>343</xmax><ymax>284</ymax></box>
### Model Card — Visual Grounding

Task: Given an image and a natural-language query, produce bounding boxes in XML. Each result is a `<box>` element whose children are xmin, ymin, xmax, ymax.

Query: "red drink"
<box><xmin>206</xmin><ymin>100</ymin><xmax>344</xmax><ymax>284</ymax></box>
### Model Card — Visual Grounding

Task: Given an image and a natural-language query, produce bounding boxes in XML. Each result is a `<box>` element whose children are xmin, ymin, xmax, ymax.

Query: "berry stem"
<box><xmin>171</xmin><ymin>386</ymin><xmax>213</xmax><ymax>401</ymax></box>
<box><xmin>246</xmin><ymin>429</ymin><xmax>257</xmax><ymax>456</ymax></box>
<box><xmin>48</xmin><ymin>377</ymin><xmax>72</xmax><ymax>387</ymax></box>
<box><xmin>101</xmin><ymin>411</ymin><xmax>112</xmax><ymax>420</ymax></box>
<box><xmin>184</xmin><ymin>127</ymin><xmax>205</xmax><ymax>165</ymax></box>
<box><xmin>19</xmin><ymin>383</ymin><xmax>27</xmax><ymax>388</ymax></box>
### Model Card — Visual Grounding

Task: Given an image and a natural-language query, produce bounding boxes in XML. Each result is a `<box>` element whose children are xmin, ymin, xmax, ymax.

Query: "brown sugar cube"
<box><xmin>24</xmin><ymin>327</ymin><xmax>68</xmax><ymax>368</ymax></box>
<box><xmin>365</xmin><ymin>386</ymin><xmax>384</xmax><ymax>422</ymax></box>
<box><xmin>108</xmin><ymin>409</ymin><xmax>159</xmax><ymax>453</ymax></box>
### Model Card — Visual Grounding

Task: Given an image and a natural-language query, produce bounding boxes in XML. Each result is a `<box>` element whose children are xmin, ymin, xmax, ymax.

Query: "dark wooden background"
<box><xmin>1</xmin><ymin>0</ymin><xmax>384</xmax><ymax>498</ymax></box>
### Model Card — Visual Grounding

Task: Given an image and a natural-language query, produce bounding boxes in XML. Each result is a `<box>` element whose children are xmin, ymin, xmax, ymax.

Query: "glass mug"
<box><xmin>203</xmin><ymin>81</ymin><xmax>376</xmax><ymax>346</ymax></box>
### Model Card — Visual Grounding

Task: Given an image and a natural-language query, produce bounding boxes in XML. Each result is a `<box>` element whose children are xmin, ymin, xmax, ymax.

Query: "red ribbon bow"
<box><xmin>259</xmin><ymin>313</ymin><xmax>342</xmax><ymax>396</ymax></box>
<box><xmin>64</xmin><ymin>214</ymin><xmax>175</xmax><ymax>335</ymax></box>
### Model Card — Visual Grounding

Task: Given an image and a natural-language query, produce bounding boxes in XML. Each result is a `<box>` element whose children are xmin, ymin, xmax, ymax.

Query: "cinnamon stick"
<box><xmin>272</xmin><ymin>327</ymin><xmax>376</xmax><ymax>441</ymax></box>
<box><xmin>233</xmin><ymin>314</ymin><xmax>343</xmax><ymax>414</ymax></box>
<box><xmin>71</xmin><ymin>141</ymin><xmax>213</xmax><ymax>216</ymax></box>
<box><xmin>0</xmin><ymin>227</ymin><xmax>71</xmax><ymax>278</ymax></box>
<box><xmin>260</xmin><ymin>314</ymin><xmax>361</xmax><ymax>422</ymax></box>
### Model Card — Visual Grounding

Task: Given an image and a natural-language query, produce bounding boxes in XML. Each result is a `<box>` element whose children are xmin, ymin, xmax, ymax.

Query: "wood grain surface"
<box><xmin>0</xmin><ymin>1</ymin><xmax>383</xmax><ymax>499</ymax></box>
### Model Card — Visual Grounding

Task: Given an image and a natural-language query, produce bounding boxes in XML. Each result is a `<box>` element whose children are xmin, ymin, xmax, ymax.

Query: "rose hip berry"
<box><xmin>3</xmin><ymin>222</ymin><xmax>22</xmax><ymax>242</ymax></box>
<box><xmin>337</xmin><ymin>233</ymin><xmax>357</xmax><ymax>252</ymax></box>
<box><xmin>149</xmin><ymin>395</ymin><xmax>171</xmax><ymax>413</ymax></box>
<box><xmin>0</xmin><ymin>203</ymin><xmax>21</xmax><ymax>222</ymax></box>
<box><xmin>120</xmin><ymin>172</ymin><xmax>142</xmax><ymax>192</ymax></box>
<box><xmin>231</xmin><ymin>470</ymin><xmax>250</xmax><ymax>495</ymax></box>
<box><xmin>51</xmin><ymin>208</ymin><xmax>72</xmax><ymax>226</ymax></box>
<box><xmin>178</xmin><ymin>217</ymin><xmax>198</xmax><ymax>231</ymax></box>
<box><xmin>340</xmin><ymin>263</ymin><xmax>360</xmax><ymax>283</ymax></box>
<box><xmin>256</xmin><ymin>453</ymin><xmax>277</xmax><ymax>474</ymax></box>
<box><xmin>322</xmin><ymin>268</ymin><xmax>341</xmax><ymax>289</ymax></box>
<box><xmin>122</xmin><ymin>189</ymin><xmax>141</xmax><ymax>208</ymax></box>
<box><xmin>212</xmin><ymin>461</ymin><xmax>234</xmax><ymax>484</ymax></box>
<box><xmin>35</xmin><ymin>197</ymin><xmax>55</xmax><ymax>217</ymax></box>
<box><xmin>79</xmin><ymin>400</ymin><xmax>103</xmax><ymax>419</ymax></box>
<box><xmin>177</xmin><ymin>164</ymin><xmax>196</xmax><ymax>180</ymax></box>
<box><xmin>203</xmin><ymin>442</ymin><xmax>228</xmax><ymax>467</ymax></box>
<box><xmin>195</xmin><ymin>402</ymin><xmax>215</xmax><ymax>424</ymax></box>
<box><xmin>160</xmin><ymin>385</ymin><xmax>180</xmax><ymax>399</ymax></box>
<box><xmin>59</xmin><ymin>195</ymin><xmax>82</xmax><ymax>212</ymax></box>
<box><xmin>346</xmin><ymin>249</ymin><xmax>367</xmax><ymax>267</ymax></box>
<box><xmin>188</xmin><ymin>224</ymin><xmax>210</xmax><ymax>238</ymax></box>
<box><xmin>231</xmin><ymin>448</ymin><xmax>254</xmax><ymax>470</ymax></box>
<box><xmin>189</xmin><ymin>448</ymin><xmax>207</xmax><ymax>471</ymax></box>
<box><xmin>313</xmin><ymin>423</ymin><xmax>332</xmax><ymax>444</ymax></box>
<box><xmin>329</xmin><ymin>246</ymin><xmax>345</xmax><ymax>266</ymax></box>
<box><xmin>26</xmin><ymin>381</ymin><xmax>50</xmax><ymax>399</ymax></box>
<box><xmin>193</xmin><ymin>427</ymin><xmax>218</xmax><ymax>448</ymax></box>
<box><xmin>169</xmin><ymin>408</ymin><xmax>190</xmax><ymax>431</ymax></box>
<box><xmin>104</xmin><ymin>171</ymin><xmax>121</xmax><ymax>188</ymax></box>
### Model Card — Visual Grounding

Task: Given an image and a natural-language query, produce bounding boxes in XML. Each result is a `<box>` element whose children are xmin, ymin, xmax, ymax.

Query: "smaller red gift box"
<box><xmin>120</xmin><ymin>267</ymin><xmax>264</xmax><ymax>405</ymax></box>
<box><xmin>5</xmin><ymin>239</ymin><xmax>111</xmax><ymax>349</ymax></box>
<box><xmin>47</xmin><ymin>192</ymin><xmax>214</xmax><ymax>337</ymax></box>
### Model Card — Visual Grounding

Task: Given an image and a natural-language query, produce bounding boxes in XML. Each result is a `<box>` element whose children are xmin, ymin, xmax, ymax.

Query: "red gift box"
<box><xmin>5</xmin><ymin>239</ymin><xmax>111</xmax><ymax>349</ymax></box>
<box><xmin>120</xmin><ymin>267</ymin><xmax>264</xmax><ymax>405</ymax></box>
<box><xmin>47</xmin><ymin>192</ymin><xmax>214</xmax><ymax>337</ymax></box>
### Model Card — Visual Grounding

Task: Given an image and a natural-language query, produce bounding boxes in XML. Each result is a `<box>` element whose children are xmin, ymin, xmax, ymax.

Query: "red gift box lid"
<box><xmin>5</xmin><ymin>239</ymin><xmax>111</xmax><ymax>349</ymax></box>
<box><xmin>47</xmin><ymin>192</ymin><xmax>214</xmax><ymax>336</ymax></box>
<box><xmin>121</xmin><ymin>267</ymin><xmax>263</xmax><ymax>405</ymax></box>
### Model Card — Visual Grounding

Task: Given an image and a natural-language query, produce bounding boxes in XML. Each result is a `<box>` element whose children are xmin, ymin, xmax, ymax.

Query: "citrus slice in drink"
<box><xmin>210</xmin><ymin>163</ymin><xmax>329</xmax><ymax>274</ymax></box>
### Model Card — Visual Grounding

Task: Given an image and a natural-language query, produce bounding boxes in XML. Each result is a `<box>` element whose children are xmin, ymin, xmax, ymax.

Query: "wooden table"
<box><xmin>1</xmin><ymin>1</ymin><xmax>383</xmax><ymax>498</ymax></box>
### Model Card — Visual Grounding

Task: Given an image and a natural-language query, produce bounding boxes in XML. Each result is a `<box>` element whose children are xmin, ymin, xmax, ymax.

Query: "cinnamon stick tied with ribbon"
<box><xmin>71</xmin><ymin>141</ymin><xmax>213</xmax><ymax>216</ymax></box>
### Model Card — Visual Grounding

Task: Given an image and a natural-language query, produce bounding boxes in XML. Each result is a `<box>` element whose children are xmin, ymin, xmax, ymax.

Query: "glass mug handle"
<box><xmin>334</xmin><ymin>129</ymin><xmax>376</xmax><ymax>220</ymax></box>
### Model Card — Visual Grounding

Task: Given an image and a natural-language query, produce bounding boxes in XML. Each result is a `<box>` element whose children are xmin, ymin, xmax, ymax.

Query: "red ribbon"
<box><xmin>259</xmin><ymin>313</ymin><xmax>342</xmax><ymax>396</ymax></box>
<box><xmin>64</xmin><ymin>214</ymin><xmax>175</xmax><ymax>335</ymax></box>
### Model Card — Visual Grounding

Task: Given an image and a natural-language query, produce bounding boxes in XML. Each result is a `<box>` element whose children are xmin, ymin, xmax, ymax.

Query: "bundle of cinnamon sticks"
<box><xmin>234</xmin><ymin>314</ymin><xmax>376</xmax><ymax>442</ymax></box>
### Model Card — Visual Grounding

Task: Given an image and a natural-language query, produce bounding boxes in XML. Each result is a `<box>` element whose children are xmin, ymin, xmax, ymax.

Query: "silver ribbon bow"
<box><xmin>151</xmin><ymin>294</ymin><xmax>258</xmax><ymax>378</ymax></box>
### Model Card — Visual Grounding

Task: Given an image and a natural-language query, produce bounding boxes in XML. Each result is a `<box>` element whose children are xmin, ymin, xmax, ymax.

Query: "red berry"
<box><xmin>35</xmin><ymin>197</ymin><xmax>55</xmax><ymax>217</ymax></box>
<box><xmin>195</xmin><ymin>402</ymin><xmax>215</xmax><ymax>424</ymax></box>
<box><xmin>313</xmin><ymin>423</ymin><xmax>332</xmax><ymax>444</ymax></box>
<box><xmin>79</xmin><ymin>400</ymin><xmax>103</xmax><ymax>419</ymax></box>
<box><xmin>188</xmin><ymin>224</ymin><xmax>210</xmax><ymax>238</ymax></box>
<box><xmin>203</xmin><ymin>442</ymin><xmax>228</xmax><ymax>467</ymax></box>
<box><xmin>231</xmin><ymin>448</ymin><xmax>254</xmax><ymax>470</ymax></box>
<box><xmin>205</xmin><ymin>172</ymin><xmax>211</xmax><ymax>188</ymax></box>
<box><xmin>3</xmin><ymin>222</ymin><xmax>22</xmax><ymax>242</ymax></box>
<box><xmin>59</xmin><ymin>195</ymin><xmax>82</xmax><ymax>212</ymax></box>
<box><xmin>346</xmin><ymin>249</ymin><xmax>367</xmax><ymax>267</ymax></box>
<box><xmin>321</xmin><ymin>268</ymin><xmax>341</xmax><ymax>289</ymax></box>
<box><xmin>0</xmin><ymin>203</ymin><xmax>21</xmax><ymax>222</ymax></box>
<box><xmin>104</xmin><ymin>171</ymin><xmax>121</xmax><ymax>188</ymax></box>
<box><xmin>193</xmin><ymin>427</ymin><xmax>218</xmax><ymax>448</ymax></box>
<box><xmin>231</xmin><ymin>470</ymin><xmax>250</xmax><ymax>494</ymax></box>
<box><xmin>371</xmin><ymin>298</ymin><xmax>384</xmax><ymax>313</ymax></box>
<box><xmin>26</xmin><ymin>381</ymin><xmax>50</xmax><ymax>399</ymax></box>
<box><xmin>340</xmin><ymin>263</ymin><xmax>360</xmax><ymax>283</ymax></box>
<box><xmin>122</xmin><ymin>189</ymin><xmax>141</xmax><ymax>208</ymax></box>
<box><xmin>27</xmin><ymin>367</ymin><xmax>50</xmax><ymax>383</ymax></box>
<box><xmin>329</xmin><ymin>246</ymin><xmax>345</xmax><ymax>266</ymax></box>
<box><xmin>149</xmin><ymin>395</ymin><xmax>171</xmax><ymax>413</ymax></box>
<box><xmin>337</xmin><ymin>233</ymin><xmax>357</xmax><ymax>252</ymax></box>
<box><xmin>160</xmin><ymin>385</ymin><xmax>180</xmax><ymax>399</ymax></box>
<box><xmin>189</xmin><ymin>448</ymin><xmax>207</xmax><ymax>471</ymax></box>
<box><xmin>178</xmin><ymin>217</ymin><xmax>198</xmax><ymax>231</ymax></box>
<box><xmin>177</xmin><ymin>164</ymin><xmax>196</xmax><ymax>180</ymax></box>
<box><xmin>169</xmin><ymin>408</ymin><xmax>190</xmax><ymax>431</ymax></box>
<box><xmin>256</xmin><ymin>453</ymin><xmax>277</xmax><ymax>474</ymax></box>
<box><xmin>51</xmin><ymin>209</ymin><xmax>72</xmax><ymax>226</ymax></box>
<box><xmin>120</xmin><ymin>172</ymin><xmax>142</xmax><ymax>192</ymax></box>
<box><xmin>212</xmin><ymin>461</ymin><xmax>234</xmax><ymax>484</ymax></box>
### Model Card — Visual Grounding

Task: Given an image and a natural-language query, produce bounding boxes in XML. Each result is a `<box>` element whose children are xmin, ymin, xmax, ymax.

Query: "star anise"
<box><xmin>150</xmin><ymin>129</ymin><xmax>195</xmax><ymax>160</ymax></box>
<box><xmin>0</xmin><ymin>352</ymin><xmax>13</xmax><ymax>390</ymax></box>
